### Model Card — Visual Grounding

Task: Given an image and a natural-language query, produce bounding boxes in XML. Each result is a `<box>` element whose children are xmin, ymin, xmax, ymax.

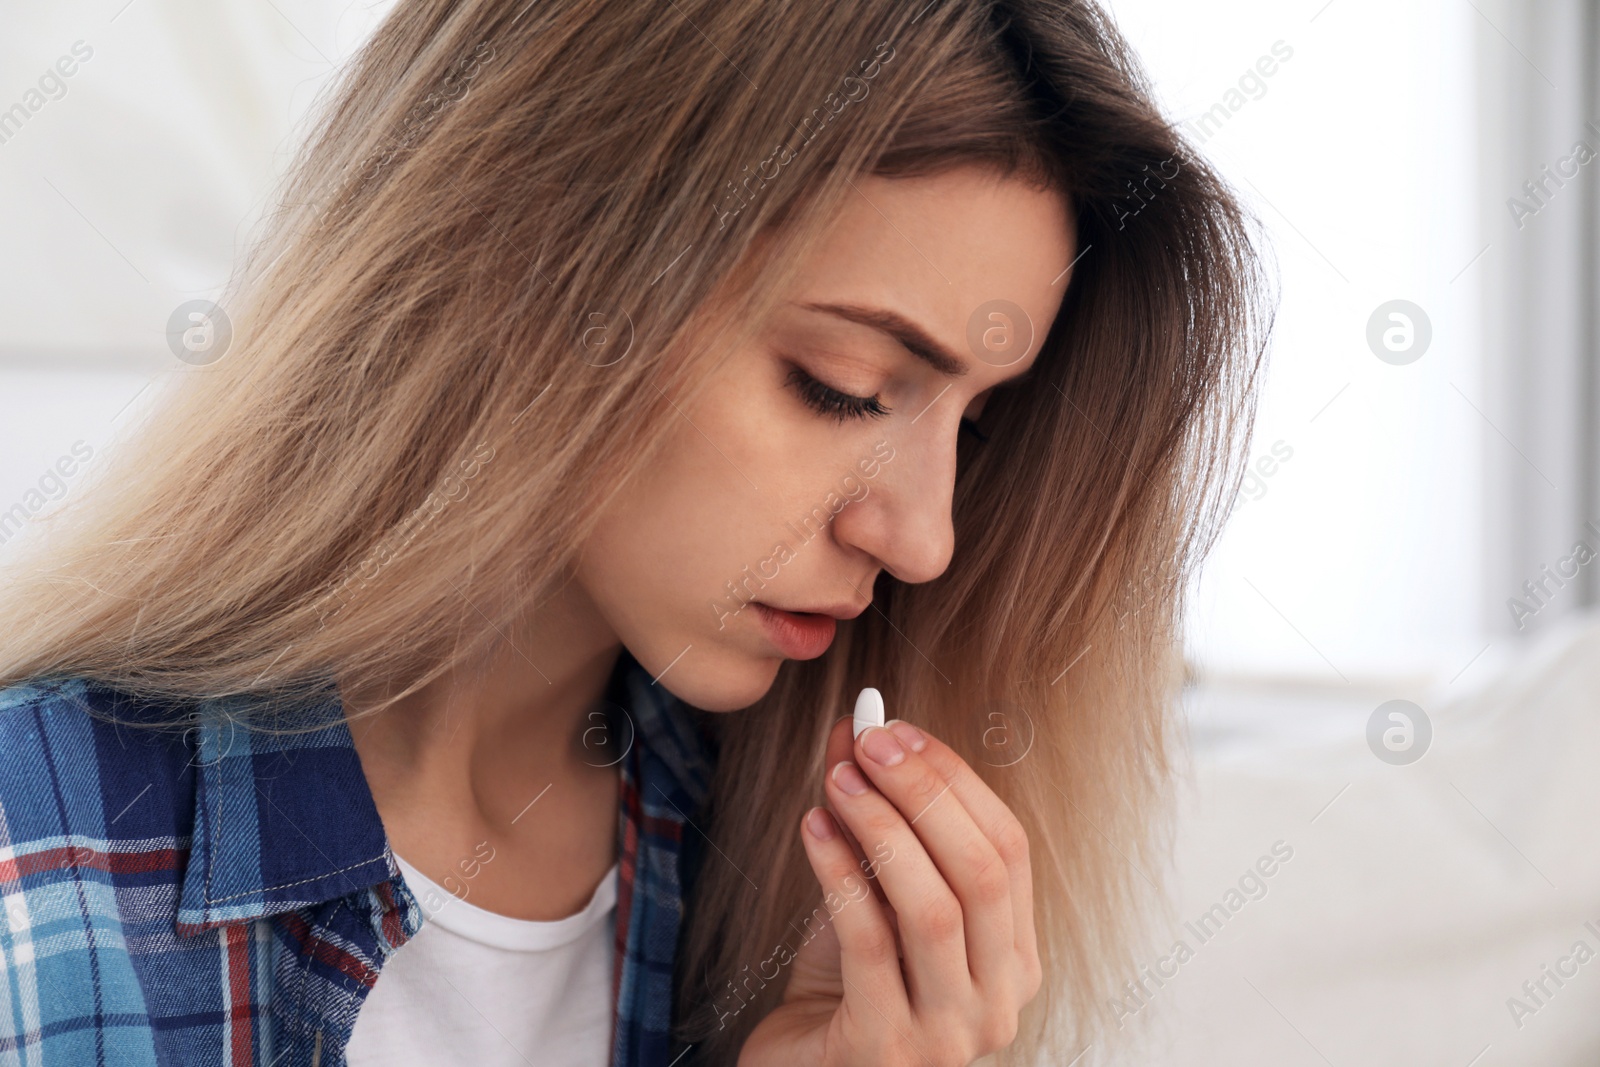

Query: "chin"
<box><xmin>645</xmin><ymin>642</ymin><xmax>783</xmax><ymax>713</ymax></box>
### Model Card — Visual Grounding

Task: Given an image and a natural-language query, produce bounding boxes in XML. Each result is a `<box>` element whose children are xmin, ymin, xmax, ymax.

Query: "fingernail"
<box><xmin>805</xmin><ymin>806</ymin><xmax>836</xmax><ymax>841</ymax></box>
<box><xmin>859</xmin><ymin>726</ymin><xmax>905</xmax><ymax>767</ymax></box>
<box><xmin>886</xmin><ymin>719</ymin><xmax>927</xmax><ymax>753</ymax></box>
<box><xmin>831</xmin><ymin>760</ymin><xmax>871</xmax><ymax>796</ymax></box>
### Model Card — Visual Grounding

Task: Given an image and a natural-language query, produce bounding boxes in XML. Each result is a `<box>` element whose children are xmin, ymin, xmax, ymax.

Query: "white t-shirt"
<box><xmin>345</xmin><ymin>852</ymin><xmax>619</xmax><ymax>1067</ymax></box>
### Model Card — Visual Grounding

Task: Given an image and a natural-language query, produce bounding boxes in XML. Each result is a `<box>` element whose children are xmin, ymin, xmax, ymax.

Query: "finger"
<box><xmin>825</xmin><ymin>757</ymin><xmax>971</xmax><ymax>1007</ymax></box>
<box><xmin>823</xmin><ymin>716</ymin><xmax>892</xmax><ymax>912</ymax></box>
<box><xmin>886</xmin><ymin>719</ymin><xmax>1040</xmax><ymax>995</ymax></box>
<box><xmin>797</xmin><ymin>805</ymin><xmax>910</xmax><ymax>1020</ymax></box>
<box><xmin>853</xmin><ymin>724</ymin><xmax>1015</xmax><ymax>994</ymax></box>
<box><xmin>823</xmin><ymin>716</ymin><xmax>869</xmax><ymax>863</ymax></box>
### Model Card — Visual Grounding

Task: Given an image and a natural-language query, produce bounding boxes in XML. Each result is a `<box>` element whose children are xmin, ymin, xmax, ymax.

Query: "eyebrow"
<box><xmin>795</xmin><ymin>300</ymin><xmax>1039</xmax><ymax>385</ymax></box>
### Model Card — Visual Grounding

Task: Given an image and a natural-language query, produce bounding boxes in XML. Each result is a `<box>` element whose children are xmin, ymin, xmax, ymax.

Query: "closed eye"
<box><xmin>784</xmin><ymin>365</ymin><xmax>891</xmax><ymax>422</ymax></box>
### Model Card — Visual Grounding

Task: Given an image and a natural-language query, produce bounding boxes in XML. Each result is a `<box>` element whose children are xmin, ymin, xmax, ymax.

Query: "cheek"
<box><xmin>586</xmin><ymin>443</ymin><xmax>726</xmax><ymax>604</ymax></box>
<box><xmin>581</xmin><ymin>398</ymin><xmax>769</xmax><ymax>623</ymax></box>
<box><xmin>576</xmin><ymin>359</ymin><xmax>844</xmax><ymax>637</ymax></box>
<box><xmin>573</xmin><ymin>397</ymin><xmax>805</xmax><ymax>708</ymax></box>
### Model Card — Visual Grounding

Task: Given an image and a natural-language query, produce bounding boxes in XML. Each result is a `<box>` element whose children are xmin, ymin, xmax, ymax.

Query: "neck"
<box><xmin>341</xmin><ymin>576</ymin><xmax>623</xmax><ymax>844</ymax></box>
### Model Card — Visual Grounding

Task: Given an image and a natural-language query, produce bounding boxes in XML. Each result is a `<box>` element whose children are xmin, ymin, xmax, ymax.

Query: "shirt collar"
<box><xmin>174</xmin><ymin>650</ymin><xmax>715</xmax><ymax>934</ymax></box>
<box><xmin>175</xmin><ymin>682</ymin><xmax>394</xmax><ymax>934</ymax></box>
<box><xmin>608</xmin><ymin>649</ymin><xmax>714</xmax><ymax>810</ymax></box>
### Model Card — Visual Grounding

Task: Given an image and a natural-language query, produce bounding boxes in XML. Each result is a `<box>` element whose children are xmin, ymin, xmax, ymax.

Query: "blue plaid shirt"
<box><xmin>0</xmin><ymin>650</ymin><xmax>715</xmax><ymax>1066</ymax></box>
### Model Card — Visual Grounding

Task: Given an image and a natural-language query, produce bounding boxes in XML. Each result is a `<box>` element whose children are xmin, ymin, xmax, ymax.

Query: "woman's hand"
<box><xmin>737</xmin><ymin>716</ymin><xmax>1042</xmax><ymax>1067</ymax></box>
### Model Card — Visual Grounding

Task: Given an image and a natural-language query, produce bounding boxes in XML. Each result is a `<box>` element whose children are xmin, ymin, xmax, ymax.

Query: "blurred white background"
<box><xmin>3</xmin><ymin>1</ymin><xmax>1598</xmax><ymax>1064</ymax></box>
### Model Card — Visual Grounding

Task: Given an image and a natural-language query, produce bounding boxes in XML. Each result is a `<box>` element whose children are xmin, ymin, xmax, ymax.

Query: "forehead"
<box><xmin>780</xmin><ymin>165</ymin><xmax>1076</xmax><ymax>377</ymax></box>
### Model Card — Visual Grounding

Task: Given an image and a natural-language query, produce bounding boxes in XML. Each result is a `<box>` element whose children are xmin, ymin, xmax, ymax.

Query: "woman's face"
<box><xmin>574</xmin><ymin>165</ymin><xmax>1075</xmax><ymax>711</ymax></box>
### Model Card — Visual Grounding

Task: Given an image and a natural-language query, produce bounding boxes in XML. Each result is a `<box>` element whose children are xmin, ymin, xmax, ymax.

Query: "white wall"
<box><xmin>0</xmin><ymin>0</ymin><xmax>395</xmax><ymax>528</ymax></box>
<box><xmin>1100</xmin><ymin>0</ymin><xmax>1488</xmax><ymax>688</ymax></box>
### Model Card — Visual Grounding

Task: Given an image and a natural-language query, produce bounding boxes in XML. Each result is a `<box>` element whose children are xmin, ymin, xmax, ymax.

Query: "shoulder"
<box><xmin>0</xmin><ymin>679</ymin><xmax>220</xmax><ymax>1060</ymax></box>
<box><xmin>0</xmin><ymin>674</ymin><xmax>76</xmax><ymax>717</ymax></box>
<box><xmin>0</xmin><ymin>675</ymin><xmax>201</xmax><ymax>854</ymax></box>
<box><xmin>0</xmin><ymin>673</ymin><xmax>198</xmax><ymax>755</ymax></box>
<box><xmin>0</xmin><ymin>673</ymin><xmax>197</xmax><ymax>729</ymax></box>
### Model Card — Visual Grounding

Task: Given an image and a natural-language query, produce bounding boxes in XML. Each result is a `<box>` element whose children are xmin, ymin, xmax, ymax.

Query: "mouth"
<box><xmin>750</xmin><ymin>602</ymin><xmax>839</xmax><ymax>660</ymax></box>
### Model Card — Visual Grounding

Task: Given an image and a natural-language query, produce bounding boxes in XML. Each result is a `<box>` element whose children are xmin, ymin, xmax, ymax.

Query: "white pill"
<box><xmin>852</xmin><ymin>686</ymin><xmax>885</xmax><ymax>739</ymax></box>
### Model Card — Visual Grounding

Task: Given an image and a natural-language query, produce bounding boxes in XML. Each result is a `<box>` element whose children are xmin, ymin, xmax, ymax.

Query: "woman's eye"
<box><xmin>785</xmin><ymin>365</ymin><xmax>891</xmax><ymax>423</ymax></box>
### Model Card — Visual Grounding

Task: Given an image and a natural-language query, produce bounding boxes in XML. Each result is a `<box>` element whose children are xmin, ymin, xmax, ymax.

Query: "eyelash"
<box><xmin>785</xmin><ymin>365</ymin><xmax>891</xmax><ymax>422</ymax></box>
<box><xmin>783</xmin><ymin>363</ymin><xmax>990</xmax><ymax>441</ymax></box>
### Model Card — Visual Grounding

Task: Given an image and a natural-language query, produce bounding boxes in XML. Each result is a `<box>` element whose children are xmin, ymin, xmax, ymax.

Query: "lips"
<box><xmin>751</xmin><ymin>602</ymin><xmax>839</xmax><ymax>659</ymax></box>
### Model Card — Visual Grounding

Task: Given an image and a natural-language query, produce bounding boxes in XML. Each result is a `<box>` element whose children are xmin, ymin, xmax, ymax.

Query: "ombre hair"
<box><xmin>0</xmin><ymin>0</ymin><xmax>1271</xmax><ymax>1062</ymax></box>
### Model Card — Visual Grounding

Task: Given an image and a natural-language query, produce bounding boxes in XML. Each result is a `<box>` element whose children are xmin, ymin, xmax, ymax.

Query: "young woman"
<box><xmin>0</xmin><ymin>0</ymin><xmax>1268</xmax><ymax>1064</ymax></box>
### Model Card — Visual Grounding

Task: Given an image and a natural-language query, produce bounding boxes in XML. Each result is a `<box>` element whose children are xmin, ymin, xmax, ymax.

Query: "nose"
<box><xmin>830</xmin><ymin>414</ymin><xmax>959</xmax><ymax>586</ymax></box>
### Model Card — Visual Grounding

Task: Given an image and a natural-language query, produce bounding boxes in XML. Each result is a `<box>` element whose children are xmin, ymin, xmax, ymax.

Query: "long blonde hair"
<box><xmin>0</xmin><ymin>0</ymin><xmax>1270</xmax><ymax>1062</ymax></box>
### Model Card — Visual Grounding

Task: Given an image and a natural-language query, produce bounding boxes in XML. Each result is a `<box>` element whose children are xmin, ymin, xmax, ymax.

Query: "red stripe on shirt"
<box><xmin>276</xmin><ymin>911</ymin><xmax>380</xmax><ymax>988</ymax></box>
<box><xmin>224</xmin><ymin>923</ymin><xmax>255</xmax><ymax>1064</ymax></box>
<box><xmin>0</xmin><ymin>844</ymin><xmax>183</xmax><ymax>882</ymax></box>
